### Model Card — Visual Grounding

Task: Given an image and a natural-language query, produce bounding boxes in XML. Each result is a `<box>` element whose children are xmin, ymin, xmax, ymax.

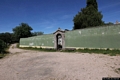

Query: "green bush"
<box><xmin>0</xmin><ymin>39</ymin><xmax>5</xmax><ymax>53</ymax></box>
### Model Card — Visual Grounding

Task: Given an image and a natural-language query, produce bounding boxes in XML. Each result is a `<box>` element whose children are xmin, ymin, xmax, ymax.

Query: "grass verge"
<box><xmin>0</xmin><ymin>47</ymin><xmax>10</xmax><ymax>59</ymax></box>
<box><xmin>0</xmin><ymin>54</ymin><xmax>8</xmax><ymax>59</ymax></box>
<box><xmin>19</xmin><ymin>47</ymin><xmax>57</xmax><ymax>52</ymax></box>
<box><xmin>77</xmin><ymin>48</ymin><xmax>120</xmax><ymax>56</ymax></box>
<box><xmin>18</xmin><ymin>45</ymin><xmax>120</xmax><ymax>56</ymax></box>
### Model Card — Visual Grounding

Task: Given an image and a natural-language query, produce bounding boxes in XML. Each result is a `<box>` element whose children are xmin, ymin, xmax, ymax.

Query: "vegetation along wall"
<box><xmin>20</xmin><ymin>24</ymin><xmax>120</xmax><ymax>49</ymax></box>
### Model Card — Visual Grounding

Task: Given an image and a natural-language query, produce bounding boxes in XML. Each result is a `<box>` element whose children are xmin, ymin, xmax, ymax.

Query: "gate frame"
<box><xmin>53</xmin><ymin>28</ymin><xmax>65</xmax><ymax>50</ymax></box>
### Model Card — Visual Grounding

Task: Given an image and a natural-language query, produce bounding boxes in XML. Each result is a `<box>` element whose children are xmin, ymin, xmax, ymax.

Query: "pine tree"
<box><xmin>73</xmin><ymin>0</ymin><xmax>104</xmax><ymax>29</ymax></box>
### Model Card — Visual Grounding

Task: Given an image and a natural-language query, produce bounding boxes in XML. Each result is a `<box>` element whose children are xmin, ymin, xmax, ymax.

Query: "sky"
<box><xmin>0</xmin><ymin>0</ymin><xmax>120</xmax><ymax>34</ymax></box>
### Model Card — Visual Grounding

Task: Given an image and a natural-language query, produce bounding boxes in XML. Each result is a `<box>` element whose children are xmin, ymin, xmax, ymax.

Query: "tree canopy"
<box><xmin>0</xmin><ymin>32</ymin><xmax>12</xmax><ymax>46</ymax></box>
<box><xmin>32</xmin><ymin>32</ymin><xmax>44</xmax><ymax>36</ymax></box>
<box><xmin>73</xmin><ymin>0</ymin><xmax>104</xmax><ymax>29</ymax></box>
<box><xmin>13</xmin><ymin>23</ymin><xmax>33</xmax><ymax>41</ymax></box>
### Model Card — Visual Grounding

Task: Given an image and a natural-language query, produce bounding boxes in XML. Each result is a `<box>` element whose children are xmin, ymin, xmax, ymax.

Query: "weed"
<box><xmin>20</xmin><ymin>47</ymin><xmax>57</xmax><ymax>52</ymax></box>
<box><xmin>0</xmin><ymin>46</ymin><xmax>10</xmax><ymax>59</ymax></box>
<box><xmin>0</xmin><ymin>53</ymin><xmax>7</xmax><ymax>59</ymax></box>
<box><xmin>77</xmin><ymin>48</ymin><xmax>120</xmax><ymax>56</ymax></box>
<box><xmin>61</xmin><ymin>48</ymin><xmax>76</xmax><ymax>52</ymax></box>
<box><xmin>16</xmin><ymin>43</ymin><xmax>19</xmax><ymax>48</ymax></box>
<box><xmin>115</xmin><ymin>68</ymin><xmax>120</xmax><ymax>74</ymax></box>
<box><xmin>118</xmin><ymin>68</ymin><xmax>120</xmax><ymax>71</ymax></box>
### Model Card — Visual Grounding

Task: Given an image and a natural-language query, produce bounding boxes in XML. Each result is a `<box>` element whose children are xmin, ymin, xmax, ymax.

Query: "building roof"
<box><xmin>53</xmin><ymin>28</ymin><xmax>65</xmax><ymax>34</ymax></box>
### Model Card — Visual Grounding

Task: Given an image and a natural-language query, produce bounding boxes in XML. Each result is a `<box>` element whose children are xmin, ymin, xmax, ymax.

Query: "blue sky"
<box><xmin>0</xmin><ymin>0</ymin><xmax>120</xmax><ymax>34</ymax></box>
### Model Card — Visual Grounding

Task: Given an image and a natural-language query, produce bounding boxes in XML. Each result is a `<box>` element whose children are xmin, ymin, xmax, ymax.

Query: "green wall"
<box><xmin>20</xmin><ymin>24</ymin><xmax>120</xmax><ymax>49</ymax></box>
<box><xmin>65</xmin><ymin>25</ymin><xmax>120</xmax><ymax>49</ymax></box>
<box><xmin>20</xmin><ymin>34</ymin><xmax>54</xmax><ymax>48</ymax></box>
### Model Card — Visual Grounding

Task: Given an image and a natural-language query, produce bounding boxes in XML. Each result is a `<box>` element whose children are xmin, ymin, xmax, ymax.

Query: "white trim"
<box><xmin>19</xmin><ymin>45</ymin><xmax>54</xmax><ymax>48</ymax></box>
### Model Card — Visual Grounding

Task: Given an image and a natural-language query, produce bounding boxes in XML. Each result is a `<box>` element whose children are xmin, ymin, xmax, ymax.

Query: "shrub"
<box><xmin>0</xmin><ymin>39</ymin><xmax>5</xmax><ymax>53</ymax></box>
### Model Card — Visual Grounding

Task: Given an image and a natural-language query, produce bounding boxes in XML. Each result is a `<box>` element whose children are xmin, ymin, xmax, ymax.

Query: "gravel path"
<box><xmin>0</xmin><ymin>44</ymin><xmax>120</xmax><ymax>80</ymax></box>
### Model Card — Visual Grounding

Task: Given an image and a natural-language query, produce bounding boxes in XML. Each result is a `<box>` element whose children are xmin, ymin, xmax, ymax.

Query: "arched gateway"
<box><xmin>53</xmin><ymin>28</ymin><xmax>65</xmax><ymax>50</ymax></box>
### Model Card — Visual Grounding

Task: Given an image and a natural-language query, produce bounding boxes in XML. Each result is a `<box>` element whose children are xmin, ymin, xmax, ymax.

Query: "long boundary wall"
<box><xmin>65</xmin><ymin>25</ymin><xmax>120</xmax><ymax>49</ymax></box>
<box><xmin>20</xmin><ymin>34</ymin><xmax>54</xmax><ymax>48</ymax></box>
<box><xmin>20</xmin><ymin>24</ymin><xmax>120</xmax><ymax>49</ymax></box>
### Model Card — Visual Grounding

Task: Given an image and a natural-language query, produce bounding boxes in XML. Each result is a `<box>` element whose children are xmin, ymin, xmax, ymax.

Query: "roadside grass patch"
<box><xmin>0</xmin><ymin>54</ymin><xmax>7</xmax><ymax>59</ymax></box>
<box><xmin>16</xmin><ymin>43</ymin><xmax>19</xmax><ymax>48</ymax></box>
<box><xmin>18</xmin><ymin>44</ymin><xmax>120</xmax><ymax>56</ymax></box>
<box><xmin>0</xmin><ymin>44</ymin><xmax>10</xmax><ymax>59</ymax></box>
<box><xmin>20</xmin><ymin>47</ymin><xmax>57</xmax><ymax>52</ymax></box>
<box><xmin>77</xmin><ymin>48</ymin><xmax>120</xmax><ymax>56</ymax></box>
<box><xmin>115</xmin><ymin>68</ymin><xmax>120</xmax><ymax>74</ymax></box>
<box><xmin>61</xmin><ymin>48</ymin><xmax>76</xmax><ymax>52</ymax></box>
<box><xmin>0</xmin><ymin>49</ymin><xmax>9</xmax><ymax>59</ymax></box>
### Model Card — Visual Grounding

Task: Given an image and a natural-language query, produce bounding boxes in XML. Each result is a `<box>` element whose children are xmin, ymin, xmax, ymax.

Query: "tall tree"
<box><xmin>87</xmin><ymin>0</ymin><xmax>98</xmax><ymax>10</ymax></box>
<box><xmin>73</xmin><ymin>0</ymin><xmax>104</xmax><ymax>29</ymax></box>
<box><xmin>13</xmin><ymin>23</ymin><xmax>33</xmax><ymax>42</ymax></box>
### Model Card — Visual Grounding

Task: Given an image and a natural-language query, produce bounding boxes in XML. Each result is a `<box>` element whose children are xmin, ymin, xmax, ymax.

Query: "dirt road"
<box><xmin>0</xmin><ymin>44</ymin><xmax>120</xmax><ymax>80</ymax></box>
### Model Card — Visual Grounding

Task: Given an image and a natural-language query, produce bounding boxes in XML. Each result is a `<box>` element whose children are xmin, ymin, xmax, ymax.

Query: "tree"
<box><xmin>13</xmin><ymin>23</ymin><xmax>33</xmax><ymax>42</ymax></box>
<box><xmin>0</xmin><ymin>32</ymin><xmax>12</xmax><ymax>46</ymax></box>
<box><xmin>32</xmin><ymin>32</ymin><xmax>44</xmax><ymax>36</ymax></box>
<box><xmin>10</xmin><ymin>33</ymin><xmax>19</xmax><ymax>43</ymax></box>
<box><xmin>104</xmin><ymin>22</ymin><xmax>114</xmax><ymax>26</ymax></box>
<box><xmin>73</xmin><ymin>0</ymin><xmax>104</xmax><ymax>29</ymax></box>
